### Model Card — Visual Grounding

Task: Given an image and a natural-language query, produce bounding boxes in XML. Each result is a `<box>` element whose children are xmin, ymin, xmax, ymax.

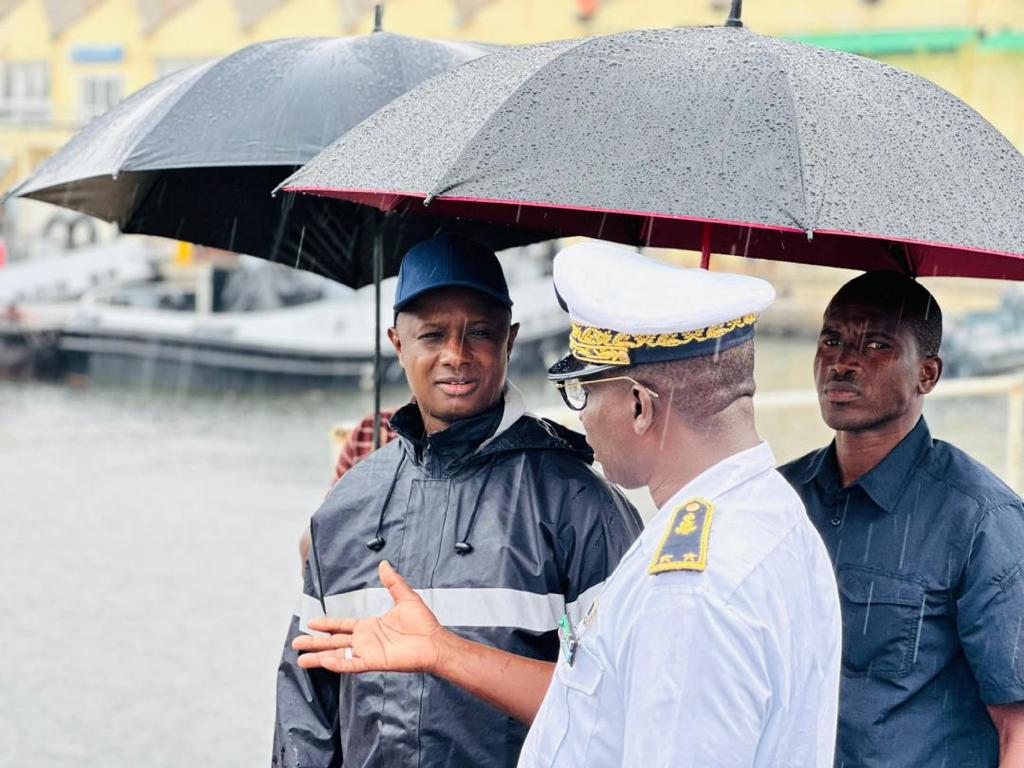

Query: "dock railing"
<box><xmin>331</xmin><ymin>373</ymin><xmax>1024</xmax><ymax>494</ymax></box>
<box><xmin>754</xmin><ymin>374</ymin><xmax>1024</xmax><ymax>490</ymax></box>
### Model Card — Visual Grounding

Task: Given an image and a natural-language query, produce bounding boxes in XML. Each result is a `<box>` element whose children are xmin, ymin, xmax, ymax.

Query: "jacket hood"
<box><xmin>478</xmin><ymin>409</ymin><xmax>594</xmax><ymax>464</ymax></box>
<box><xmin>390</xmin><ymin>381</ymin><xmax>593</xmax><ymax>469</ymax></box>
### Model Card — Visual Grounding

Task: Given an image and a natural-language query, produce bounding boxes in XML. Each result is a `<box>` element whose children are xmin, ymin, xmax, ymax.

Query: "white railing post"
<box><xmin>1006</xmin><ymin>378</ymin><xmax>1024</xmax><ymax>490</ymax></box>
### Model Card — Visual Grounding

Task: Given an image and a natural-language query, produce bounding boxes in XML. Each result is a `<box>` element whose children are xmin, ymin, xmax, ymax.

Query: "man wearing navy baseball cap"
<box><xmin>273</xmin><ymin>234</ymin><xmax>641</xmax><ymax>768</ymax></box>
<box><xmin>387</xmin><ymin>233</ymin><xmax>515</xmax><ymax>429</ymax></box>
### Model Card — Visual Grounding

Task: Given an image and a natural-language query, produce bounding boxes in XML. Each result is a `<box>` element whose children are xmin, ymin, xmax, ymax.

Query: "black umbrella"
<box><xmin>283</xmin><ymin>11</ymin><xmax>1024</xmax><ymax>279</ymax></box>
<box><xmin>9</xmin><ymin>18</ymin><xmax>544</xmax><ymax>287</ymax></box>
<box><xmin>10</xmin><ymin>11</ymin><xmax>552</xmax><ymax>442</ymax></box>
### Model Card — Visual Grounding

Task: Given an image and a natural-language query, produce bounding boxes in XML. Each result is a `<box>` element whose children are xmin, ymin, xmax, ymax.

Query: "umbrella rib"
<box><xmin>425</xmin><ymin>37</ymin><xmax>592</xmax><ymax>202</ymax></box>
<box><xmin>765</xmin><ymin>40</ymin><xmax>813</xmax><ymax>233</ymax></box>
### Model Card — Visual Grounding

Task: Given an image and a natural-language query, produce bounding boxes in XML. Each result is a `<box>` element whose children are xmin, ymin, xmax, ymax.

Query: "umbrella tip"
<box><xmin>724</xmin><ymin>0</ymin><xmax>743</xmax><ymax>27</ymax></box>
<box><xmin>373</xmin><ymin>3</ymin><xmax>384</xmax><ymax>32</ymax></box>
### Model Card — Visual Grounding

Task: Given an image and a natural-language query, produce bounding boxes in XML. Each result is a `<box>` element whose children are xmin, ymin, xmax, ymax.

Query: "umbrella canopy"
<box><xmin>10</xmin><ymin>31</ymin><xmax>546</xmax><ymax>287</ymax></box>
<box><xmin>283</xmin><ymin>25</ymin><xmax>1024</xmax><ymax>280</ymax></box>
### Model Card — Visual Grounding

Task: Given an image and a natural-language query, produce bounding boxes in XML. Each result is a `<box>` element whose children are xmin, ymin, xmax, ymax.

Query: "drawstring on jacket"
<box><xmin>454</xmin><ymin>459</ymin><xmax>497</xmax><ymax>555</ymax></box>
<box><xmin>365</xmin><ymin>453</ymin><xmax>406</xmax><ymax>551</ymax></box>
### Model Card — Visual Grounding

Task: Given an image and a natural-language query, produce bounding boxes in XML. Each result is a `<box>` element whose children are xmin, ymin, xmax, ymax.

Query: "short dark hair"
<box><xmin>829</xmin><ymin>271</ymin><xmax>942</xmax><ymax>357</ymax></box>
<box><xmin>635</xmin><ymin>340</ymin><xmax>756</xmax><ymax>427</ymax></box>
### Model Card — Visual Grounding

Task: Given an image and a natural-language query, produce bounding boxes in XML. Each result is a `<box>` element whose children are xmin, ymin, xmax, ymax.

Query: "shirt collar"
<box><xmin>658</xmin><ymin>441</ymin><xmax>777</xmax><ymax>518</ymax></box>
<box><xmin>855</xmin><ymin>417</ymin><xmax>932</xmax><ymax>513</ymax></box>
<box><xmin>793</xmin><ymin>417</ymin><xmax>933</xmax><ymax>513</ymax></box>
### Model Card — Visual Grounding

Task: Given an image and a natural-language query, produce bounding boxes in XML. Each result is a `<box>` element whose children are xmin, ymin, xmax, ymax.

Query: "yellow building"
<box><xmin>1</xmin><ymin>0</ymin><xmax>1023</xmax><ymax>194</ymax></box>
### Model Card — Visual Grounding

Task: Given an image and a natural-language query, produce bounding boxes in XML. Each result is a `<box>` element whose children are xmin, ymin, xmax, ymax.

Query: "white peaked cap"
<box><xmin>548</xmin><ymin>241</ymin><xmax>776</xmax><ymax>380</ymax></box>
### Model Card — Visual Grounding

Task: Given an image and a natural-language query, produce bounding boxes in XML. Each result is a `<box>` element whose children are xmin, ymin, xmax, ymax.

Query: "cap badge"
<box><xmin>569</xmin><ymin>315</ymin><xmax>759</xmax><ymax>366</ymax></box>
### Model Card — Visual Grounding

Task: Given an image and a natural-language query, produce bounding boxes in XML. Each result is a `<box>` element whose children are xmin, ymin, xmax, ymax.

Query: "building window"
<box><xmin>78</xmin><ymin>74</ymin><xmax>123</xmax><ymax>125</ymax></box>
<box><xmin>0</xmin><ymin>61</ymin><xmax>51</xmax><ymax>124</ymax></box>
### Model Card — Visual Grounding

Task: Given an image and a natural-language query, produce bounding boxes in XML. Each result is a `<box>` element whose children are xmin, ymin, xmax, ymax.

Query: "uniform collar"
<box><xmin>794</xmin><ymin>417</ymin><xmax>933</xmax><ymax>513</ymax></box>
<box><xmin>658</xmin><ymin>441</ymin><xmax>777</xmax><ymax>518</ymax></box>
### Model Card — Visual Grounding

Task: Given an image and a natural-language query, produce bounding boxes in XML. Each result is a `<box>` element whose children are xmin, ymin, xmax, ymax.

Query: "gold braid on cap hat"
<box><xmin>569</xmin><ymin>315</ymin><xmax>759</xmax><ymax>365</ymax></box>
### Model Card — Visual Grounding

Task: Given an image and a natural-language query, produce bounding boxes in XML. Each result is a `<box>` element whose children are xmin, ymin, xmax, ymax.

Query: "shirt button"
<box><xmin>830</xmin><ymin>516</ymin><xmax>841</xmax><ymax>526</ymax></box>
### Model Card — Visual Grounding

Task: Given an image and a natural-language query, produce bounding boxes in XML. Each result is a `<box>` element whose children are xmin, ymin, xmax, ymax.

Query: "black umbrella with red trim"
<box><xmin>282</xmin><ymin>6</ymin><xmax>1024</xmax><ymax>278</ymax></box>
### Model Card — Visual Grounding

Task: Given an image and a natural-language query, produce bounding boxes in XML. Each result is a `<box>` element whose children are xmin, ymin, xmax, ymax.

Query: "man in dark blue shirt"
<box><xmin>780</xmin><ymin>271</ymin><xmax>1024</xmax><ymax>767</ymax></box>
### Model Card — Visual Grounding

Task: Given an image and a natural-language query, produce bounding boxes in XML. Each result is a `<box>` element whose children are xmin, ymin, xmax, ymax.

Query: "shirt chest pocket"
<box><xmin>532</xmin><ymin>641</ymin><xmax>605</xmax><ymax>766</ymax></box>
<box><xmin>838</xmin><ymin>566</ymin><xmax>926</xmax><ymax>680</ymax></box>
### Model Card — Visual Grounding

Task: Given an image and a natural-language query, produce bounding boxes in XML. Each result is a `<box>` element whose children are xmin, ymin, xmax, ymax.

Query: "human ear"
<box><xmin>507</xmin><ymin>322</ymin><xmax>520</xmax><ymax>359</ymax></box>
<box><xmin>387</xmin><ymin>327</ymin><xmax>404</xmax><ymax>369</ymax></box>
<box><xmin>919</xmin><ymin>355</ymin><xmax>942</xmax><ymax>394</ymax></box>
<box><xmin>632</xmin><ymin>386</ymin><xmax>655</xmax><ymax>436</ymax></box>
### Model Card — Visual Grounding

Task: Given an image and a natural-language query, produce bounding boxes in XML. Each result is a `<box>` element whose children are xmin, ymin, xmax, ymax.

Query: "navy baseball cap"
<box><xmin>393</xmin><ymin>234</ymin><xmax>513</xmax><ymax>312</ymax></box>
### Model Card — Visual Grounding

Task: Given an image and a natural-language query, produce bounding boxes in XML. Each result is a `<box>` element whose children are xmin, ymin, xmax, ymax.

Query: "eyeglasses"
<box><xmin>553</xmin><ymin>376</ymin><xmax>660</xmax><ymax>412</ymax></box>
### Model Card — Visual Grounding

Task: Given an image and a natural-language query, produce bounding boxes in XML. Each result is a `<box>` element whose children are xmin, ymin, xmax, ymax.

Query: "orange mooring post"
<box><xmin>700</xmin><ymin>222</ymin><xmax>712</xmax><ymax>269</ymax></box>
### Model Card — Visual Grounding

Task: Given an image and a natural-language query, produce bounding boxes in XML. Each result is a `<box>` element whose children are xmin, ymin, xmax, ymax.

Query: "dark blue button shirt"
<box><xmin>781</xmin><ymin>418</ymin><xmax>1024</xmax><ymax>767</ymax></box>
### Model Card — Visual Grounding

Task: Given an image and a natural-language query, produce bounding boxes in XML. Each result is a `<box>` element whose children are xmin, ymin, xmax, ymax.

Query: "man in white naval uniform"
<box><xmin>291</xmin><ymin>242</ymin><xmax>842</xmax><ymax>767</ymax></box>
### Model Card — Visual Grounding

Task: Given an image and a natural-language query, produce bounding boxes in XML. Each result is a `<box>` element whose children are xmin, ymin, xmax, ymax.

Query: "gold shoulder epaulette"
<box><xmin>648</xmin><ymin>497</ymin><xmax>715</xmax><ymax>575</ymax></box>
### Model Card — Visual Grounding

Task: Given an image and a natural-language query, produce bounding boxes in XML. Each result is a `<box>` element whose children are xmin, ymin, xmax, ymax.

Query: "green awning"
<box><xmin>980</xmin><ymin>30</ymin><xmax>1024</xmax><ymax>52</ymax></box>
<box><xmin>787</xmin><ymin>27</ymin><xmax>978</xmax><ymax>56</ymax></box>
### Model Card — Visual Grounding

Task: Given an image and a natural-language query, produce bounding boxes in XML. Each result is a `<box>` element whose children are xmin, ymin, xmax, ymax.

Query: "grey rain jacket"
<box><xmin>273</xmin><ymin>385</ymin><xmax>642</xmax><ymax>768</ymax></box>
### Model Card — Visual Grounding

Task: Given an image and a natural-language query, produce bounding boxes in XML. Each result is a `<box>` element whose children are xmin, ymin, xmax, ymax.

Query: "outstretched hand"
<box><xmin>296</xmin><ymin>561</ymin><xmax>554</xmax><ymax>725</ymax></box>
<box><xmin>292</xmin><ymin>560</ymin><xmax>447</xmax><ymax>675</ymax></box>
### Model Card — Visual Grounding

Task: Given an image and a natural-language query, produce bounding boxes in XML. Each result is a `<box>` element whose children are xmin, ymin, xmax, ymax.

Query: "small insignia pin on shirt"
<box><xmin>557</xmin><ymin>611</ymin><xmax>578</xmax><ymax>666</ymax></box>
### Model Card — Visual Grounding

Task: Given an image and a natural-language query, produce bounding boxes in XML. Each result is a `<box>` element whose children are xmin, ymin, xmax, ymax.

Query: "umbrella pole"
<box><xmin>725</xmin><ymin>0</ymin><xmax>743</xmax><ymax>27</ymax></box>
<box><xmin>701</xmin><ymin>222</ymin><xmax>712</xmax><ymax>269</ymax></box>
<box><xmin>372</xmin><ymin>227</ymin><xmax>383</xmax><ymax>450</ymax></box>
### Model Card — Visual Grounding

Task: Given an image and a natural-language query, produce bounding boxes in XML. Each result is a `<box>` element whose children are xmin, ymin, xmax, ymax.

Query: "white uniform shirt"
<box><xmin>518</xmin><ymin>442</ymin><xmax>841</xmax><ymax>767</ymax></box>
